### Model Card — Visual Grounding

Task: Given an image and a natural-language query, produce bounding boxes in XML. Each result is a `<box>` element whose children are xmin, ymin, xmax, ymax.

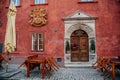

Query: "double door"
<box><xmin>71</xmin><ymin>30</ymin><xmax>89</xmax><ymax>62</ymax></box>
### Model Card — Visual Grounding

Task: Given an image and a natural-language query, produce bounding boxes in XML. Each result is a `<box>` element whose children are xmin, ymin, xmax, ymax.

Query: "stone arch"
<box><xmin>66</xmin><ymin>23</ymin><xmax>94</xmax><ymax>38</ymax></box>
<box><xmin>64</xmin><ymin>23</ymin><xmax>96</xmax><ymax>66</ymax></box>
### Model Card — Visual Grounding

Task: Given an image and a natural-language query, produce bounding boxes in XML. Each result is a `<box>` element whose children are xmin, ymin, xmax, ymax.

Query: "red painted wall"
<box><xmin>96</xmin><ymin>0</ymin><xmax>120</xmax><ymax>56</ymax></box>
<box><xmin>0</xmin><ymin>0</ymin><xmax>120</xmax><ymax>60</ymax></box>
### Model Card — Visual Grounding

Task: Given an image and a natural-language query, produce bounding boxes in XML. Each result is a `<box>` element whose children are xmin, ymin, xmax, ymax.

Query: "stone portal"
<box><xmin>63</xmin><ymin>11</ymin><xmax>97</xmax><ymax>67</ymax></box>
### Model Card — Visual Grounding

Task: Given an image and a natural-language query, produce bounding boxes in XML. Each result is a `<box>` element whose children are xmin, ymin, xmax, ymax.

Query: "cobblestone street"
<box><xmin>10</xmin><ymin>67</ymin><xmax>104</xmax><ymax>80</ymax></box>
<box><xmin>0</xmin><ymin>66</ymin><xmax>120</xmax><ymax>80</ymax></box>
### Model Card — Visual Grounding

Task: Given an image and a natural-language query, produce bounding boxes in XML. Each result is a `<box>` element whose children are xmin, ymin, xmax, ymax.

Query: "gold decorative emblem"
<box><xmin>29</xmin><ymin>8</ymin><xmax>47</xmax><ymax>27</ymax></box>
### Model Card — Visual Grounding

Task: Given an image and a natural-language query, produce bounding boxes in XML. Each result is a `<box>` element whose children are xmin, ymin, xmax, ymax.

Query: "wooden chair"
<box><xmin>93</xmin><ymin>57</ymin><xmax>105</xmax><ymax>71</ymax></box>
<box><xmin>0</xmin><ymin>54</ymin><xmax>7</xmax><ymax>68</ymax></box>
<box><xmin>45</xmin><ymin>56</ymin><xmax>57</xmax><ymax>71</ymax></box>
<box><xmin>44</xmin><ymin>56</ymin><xmax>60</xmax><ymax>77</ymax></box>
<box><xmin>93</xmin><ymin>57</ymin><xmax>112</xmax><ymax>80</ymax></box>
<box><xmin>100</xmin><ymin>58</ymin><xmax>112</xmax><ymax>80</ymax></box>
<box><xmin>0</xmin><ymin>55</ymin><xmax>4</xmax><ymax>68</ymax></box>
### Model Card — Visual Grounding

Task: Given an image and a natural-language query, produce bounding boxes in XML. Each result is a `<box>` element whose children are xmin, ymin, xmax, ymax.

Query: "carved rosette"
<box><xmin>29</xmin><ymin>8</ymin><xmax>47</xmax><ymax>27</ymax></box>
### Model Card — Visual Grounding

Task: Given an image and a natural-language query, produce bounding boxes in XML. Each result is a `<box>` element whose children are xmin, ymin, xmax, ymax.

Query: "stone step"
<box><xmin>64</xmin><ymin>62</ymin><xmax>93</xmax><ymax>68</ymax></box>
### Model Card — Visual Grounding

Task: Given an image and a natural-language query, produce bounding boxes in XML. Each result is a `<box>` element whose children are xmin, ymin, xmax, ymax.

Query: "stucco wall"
<box><xmin>0</xmin><ymin>0</ymin><xmax>120</xmax><ymax>59</ymax></box>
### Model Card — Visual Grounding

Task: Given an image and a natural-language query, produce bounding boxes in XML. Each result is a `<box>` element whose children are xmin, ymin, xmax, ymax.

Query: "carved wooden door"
<box><xmin>71</xmin><ymin>36</ymin><xmax>80</xmax><ymax>61</ymax></box>
<box><xmin>79</xmin><ymin>37</ymin><xmax>89</xmax><ymax>61</ymax></box>
<box><xmin>71</xmin><ymin>30</ymin><xmax>89</xmax><ymax>62</ymax></box>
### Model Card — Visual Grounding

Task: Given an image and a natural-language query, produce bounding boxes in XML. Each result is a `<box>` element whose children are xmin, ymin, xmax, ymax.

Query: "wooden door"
<box><xmin>71</xmin><ymin>36</ymin><xmax>80</xmax><ymax>61</ymax></box>
<box><xmin>71</xmin><ymin>30</ymin><xmax>89</xmax><ymax>62</ymax></box>
<box><xmin>79</xmin><ymin>37</ymin><xmax>89</xmax><ymax>61</ymax></box>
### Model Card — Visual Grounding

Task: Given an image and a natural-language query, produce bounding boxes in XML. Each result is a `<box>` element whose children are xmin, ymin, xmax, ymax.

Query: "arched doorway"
<box><xmin>71</xmin><ymin>29</ymin><xmax>89</xmax><ymax>62</ymax></box>
<box><xmin>63</xmin><ymin>11</ymin><xmax>97</xmax><ymax>67</ymax></box>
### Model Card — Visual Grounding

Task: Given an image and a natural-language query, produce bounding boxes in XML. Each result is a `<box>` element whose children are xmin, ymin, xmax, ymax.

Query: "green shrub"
<box><xmin>90</xmin><ymin>40</ymin><xmax>95</xmax><ymax>51</ymax></box>
<box><xmin>65</xmin><ymin>41</ymin><xmax>70</xmax><ymax>53</ymax></box>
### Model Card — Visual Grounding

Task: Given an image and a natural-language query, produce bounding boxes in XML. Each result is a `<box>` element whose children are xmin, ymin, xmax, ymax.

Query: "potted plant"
<box><xmin>90</xmin><ymin>40</ymin><xmax>95</xmax><ymax>53</ymax></box>
<box><xmin>65</xmin><ymin>40</ymin><xmax>70</xmax><ymax>54</ymax></box>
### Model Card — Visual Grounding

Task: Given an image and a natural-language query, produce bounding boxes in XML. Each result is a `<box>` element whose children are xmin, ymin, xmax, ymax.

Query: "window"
<box><xmin>32</xmin><ymin>33</ymin><xmax>44</xmax><ymax>51</ymax></box>
<box><xmin>81</xmin><ymin>0</ymin><xmax>93</xmax><ymax>2</ymax></box>
<box><xmin>11</xmin><ymin>0</ymin><xmax>20</xmax><ymax>6</ymax></box>
<box><xmin>35</xmin><ymin>0</ymin><xmax>46</xmax><ymax>4</ymax></box>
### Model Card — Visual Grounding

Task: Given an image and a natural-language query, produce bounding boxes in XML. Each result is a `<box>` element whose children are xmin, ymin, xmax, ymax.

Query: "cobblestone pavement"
<box><xmin>0</xmin><ymin>67</ymin><xmax>118</xmax><ymax>80</ymax></box>
<box><xmin>9</xmin><ymin>67</ymin><xmax>106</xmax><ymax>80</ymax></box>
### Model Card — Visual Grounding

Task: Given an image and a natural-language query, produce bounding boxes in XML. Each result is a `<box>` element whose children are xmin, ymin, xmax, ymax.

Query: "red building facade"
<box><xmin>0</xmin><ymin>0</ymin><xmax>120</xmax><ymax>66</ymax></box>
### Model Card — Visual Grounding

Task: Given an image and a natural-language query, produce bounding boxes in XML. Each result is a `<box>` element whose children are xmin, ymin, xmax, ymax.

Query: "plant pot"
<box><xmin>91</xmin><ymin>50</ymin><xmax>95</xmax><ymax>53</ymax></box>
<box><xmin>66</xmin><ymin>51</ymin><xmax>70</xmax><ymax>54</ymax></box>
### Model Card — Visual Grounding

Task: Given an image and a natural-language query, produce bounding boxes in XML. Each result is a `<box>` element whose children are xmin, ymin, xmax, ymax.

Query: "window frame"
<box><xmin>31</xmin><ymin>32</ymin><xmax>44</xmax><ymax>52</ymax></box>
<box><xmin>34</xmin><ymin>0</ymin><xmax>47</xmax><ymax>4</ymax></box>
<box><xmin>10</xmin><ymin>0</ymin><xmax>20</xmax><ymax>6</ymax></box>
<box><xmin>78</xmin><ymin>0</ymin><xmax>98</xmax><ymax>3</ymax></box>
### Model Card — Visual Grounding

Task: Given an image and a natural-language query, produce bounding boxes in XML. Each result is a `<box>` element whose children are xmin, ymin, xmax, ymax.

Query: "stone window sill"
<box><xmin>5</xmin><ymin>5</ymin><xmax>21</xmax><ymax>8</ymax></box>
<box><xmin>30</xmin><ymin>3</ymin><xmax>48</xmax><ymax>6</ymax></box>
<box><xmin>78</xmin><ymin>1</ymin><xmax>98</xmax><ymax>3</ymax></box>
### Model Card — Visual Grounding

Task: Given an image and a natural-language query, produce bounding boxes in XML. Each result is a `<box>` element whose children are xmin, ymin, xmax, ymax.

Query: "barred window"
<box><xmin>32</xmin><ymin>33</ymin><xmax>44</xmax><ymax>51</ymax></box>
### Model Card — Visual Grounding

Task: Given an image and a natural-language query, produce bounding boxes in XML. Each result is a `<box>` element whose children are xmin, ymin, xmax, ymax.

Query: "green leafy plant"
<box><xmin>90</xmin><ymin>40</ymin><xmax>95</xmax><ymax>52</ymax></box>
<box><xmin>65</xmin><ymin>41</ymin><xmax>70</xmax><ymax>53</ymax></box>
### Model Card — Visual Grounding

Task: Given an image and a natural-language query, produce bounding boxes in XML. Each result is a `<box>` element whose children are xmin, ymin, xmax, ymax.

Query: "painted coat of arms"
<box><xmin>29</xmin><ymin>8</ymin><xmax>47</xmax><ymax>27</ymax></box>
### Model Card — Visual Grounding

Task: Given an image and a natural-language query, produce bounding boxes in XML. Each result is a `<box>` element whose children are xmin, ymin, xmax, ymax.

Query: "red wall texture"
<box><xmin>0</xmin><ymin>0</ymin><xmax>120</xmax><ymax>59</ymax></box>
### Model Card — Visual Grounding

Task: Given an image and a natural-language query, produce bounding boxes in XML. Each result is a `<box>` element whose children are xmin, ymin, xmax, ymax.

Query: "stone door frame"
<box><xmin>63</xmin><ymin>11</ymin><xmax>97</xmax><ymax>66</ymax></box>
